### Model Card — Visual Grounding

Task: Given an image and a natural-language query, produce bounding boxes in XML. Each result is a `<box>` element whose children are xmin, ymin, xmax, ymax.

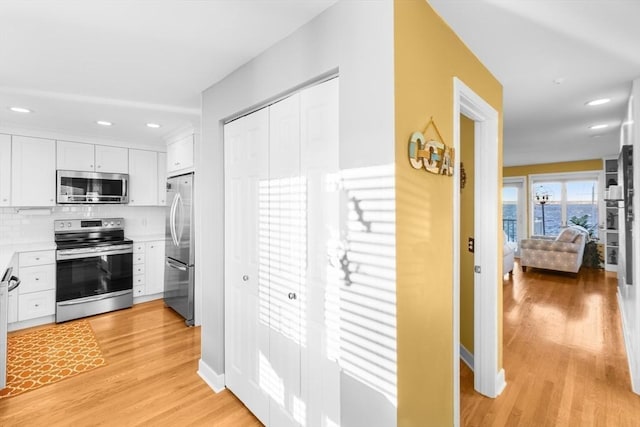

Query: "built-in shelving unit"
<box><xmin>604</xmin><ymin>157</ymin><xmax>620</xmax><ymax>272</ymax></box>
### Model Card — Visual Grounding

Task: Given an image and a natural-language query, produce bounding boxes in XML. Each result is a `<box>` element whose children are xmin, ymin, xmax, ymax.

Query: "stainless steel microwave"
<box><xmin>57</xmin><ymin>170</ymin><xmax>129</xmax><ymax>204</ymax></box>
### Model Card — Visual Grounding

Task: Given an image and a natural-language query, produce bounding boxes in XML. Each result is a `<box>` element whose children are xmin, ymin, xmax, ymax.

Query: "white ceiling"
<box><xmin>429</xmin><ymin>0</ymin><xmax>640</xmax><ymax>166</ymax></box>
<box><xmin>2</xmin><ymin>1</ymin><xmax>638</xmax><ymax>164</ymax></box>
<box><xmin>0</xmin><ymin>0</ymin><xmax>337</xmax><ymax>146</ymax></box>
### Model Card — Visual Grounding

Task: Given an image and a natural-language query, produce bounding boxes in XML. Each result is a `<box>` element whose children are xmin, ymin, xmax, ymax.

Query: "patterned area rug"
<box><xmin>0</xmin><ymin>320</ymin><xmax>106</xmax><ymax>398</ymax></box>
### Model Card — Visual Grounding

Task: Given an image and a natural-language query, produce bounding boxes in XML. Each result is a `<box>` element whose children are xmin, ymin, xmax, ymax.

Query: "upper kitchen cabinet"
<box><xmin>57</xmin><ymin>141</ymin><xmax>128</xmax><ymax>173</ymax></box>
<box><xmin>0</xmin><ymin>134</ymin><xmax>11</xmax><ymax>206</ymax></box>
<box><xmin>157</xmin><ymin>152</ymin><xmax>167</xmax><ymax>206</ymax></box>
<box><xmin>129</xmin><ymin>149</ymin><xmax>158</xmax><ymax>206</ymax></box>
<box><xmin>94</xmin><ymin>145</ymin><xmax>128</xmax><ymax>173</ymax></box>
<box><xmin>11</xmin><ymin>136</ymin><xmax>56</xmax><ymax>207</ymax></box>
<box><xmin>166</xmin><ymin>135</ymin><xmax>194</xmax><ymax>175</ymax></box>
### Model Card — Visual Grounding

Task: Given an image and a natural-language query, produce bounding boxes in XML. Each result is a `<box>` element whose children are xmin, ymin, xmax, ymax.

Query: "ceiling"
<box><xmin>0</xmin><ymin>1</ymin><xmax>337</xmax><ymax>146</ymax></box>
<box><xmin>429</xmin><ymin>0</ymin><xmax>640</xmax><ymax>166</ymax></box>
<box><xmin>2</xmin><ymin>1</ymin><xmax>638</xmax><ymax>164</ymax></box>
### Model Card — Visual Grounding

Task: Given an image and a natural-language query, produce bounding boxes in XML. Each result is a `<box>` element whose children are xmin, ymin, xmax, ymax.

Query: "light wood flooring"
<box><xmin>0</xmin><ymin>300</ymin><xmax>262</xmax><ymax>426</ymax></box>
<box><xmin>461</xmin><ymin>261</ymin><xmax>640</xmax><ymax>426</ymax></box>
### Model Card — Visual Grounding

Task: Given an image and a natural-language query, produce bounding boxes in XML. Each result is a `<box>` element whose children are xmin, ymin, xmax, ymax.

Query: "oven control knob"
<box><xmin>110</xmin><ymin>221</ymin><xmax>114</xmax><ymax>226</ymax></box>
<box><xmin>59</xmin><ymin>223</ymin><xmax>64</xmax><ymax>228</ymax></box>
<box><xmin>67</xmin><ymin>222</ymin><xmax>71</xmax><ymax>227</ymax></box>
<box><xmin>116</xmin><ymin>221</ymin><xmax>121</xmax><ymax>226</ymax></box>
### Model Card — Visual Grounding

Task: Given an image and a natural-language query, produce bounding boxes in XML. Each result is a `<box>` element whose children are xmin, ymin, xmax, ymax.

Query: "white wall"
<box><xmin>618</xmin><ymin>77</ymin><xmax>639</xmax><ymax>393</ymax></box>
<box><xmin>197</xmin><ymin>1</ymin><xmax>395</xmax><ymax>425</ymax></box>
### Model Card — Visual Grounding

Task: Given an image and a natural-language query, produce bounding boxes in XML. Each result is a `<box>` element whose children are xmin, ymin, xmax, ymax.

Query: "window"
<box><xmin>530</xmin><ymin>173</ymin><xmax>600</xmax><ymax>238</ymax></box>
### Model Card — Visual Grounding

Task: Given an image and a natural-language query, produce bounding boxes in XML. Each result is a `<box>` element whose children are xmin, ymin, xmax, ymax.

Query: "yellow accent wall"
<box><xmin>394</xmin><ymin>1</ymin><xmax>503</xmax><ymax>425</ymax></box>
<box><xmin>504</xmin><ymin>159</ymin><xmax>602</xmax><ymax>177</ymax></box>
<box><xmin>460</xmin><ymin>115</ymin><xmax>475</xmax><ymax>354</ymax></box>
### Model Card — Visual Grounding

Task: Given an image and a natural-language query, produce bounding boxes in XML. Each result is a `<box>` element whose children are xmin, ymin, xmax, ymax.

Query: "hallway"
<box><xmin>461</xmin><ymin>262</ymin><xmax>640</xmax><ymax>426</ymax></box>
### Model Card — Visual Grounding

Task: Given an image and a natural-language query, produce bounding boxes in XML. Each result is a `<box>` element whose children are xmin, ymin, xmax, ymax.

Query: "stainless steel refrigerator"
<box><xmin>164</xmin><ymin>173</ymin><xmax>195</xmax><ymax>326</ymax></box>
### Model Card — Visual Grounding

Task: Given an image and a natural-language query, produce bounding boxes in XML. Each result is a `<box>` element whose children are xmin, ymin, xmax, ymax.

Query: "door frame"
<box><xmin>452</xmin><ymin>78</ymin><xmax>505</xmax><ymax>426</ymax></box>
<box><xmin>503</xmin><ymin>176</ymin><xmax>527</xmax><ymax>256</ymax></box>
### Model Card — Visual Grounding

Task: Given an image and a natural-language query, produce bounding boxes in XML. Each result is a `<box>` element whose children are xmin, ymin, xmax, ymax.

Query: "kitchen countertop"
<box><xmin>0</xmin><ymin>242</ymin><xmax>57</xmax><ymax>274</ymax></box>
<box><xmin>128</xmin><ymin>235</ymin><xmax>166</xmax><ymax>243</ymax></box>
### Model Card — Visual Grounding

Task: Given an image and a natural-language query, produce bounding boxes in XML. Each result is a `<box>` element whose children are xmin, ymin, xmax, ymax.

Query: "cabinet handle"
<box><xmin>242</xmin><ymin>275</ymin><xmax>249</xmax><ymax>282</ymax></box>
<box><xmin>35</xmin><ymin>257</ymin><xmax>40</xmax><ymax>260</ymax></box>
<box><xmin>97</xmin><ymin>165</ymin><xmax>101</xmax><ymax>168</ymax></box>
<box><xmin>35</xmin><ymin>304</ymin><xmax>39</xmax><ymax>307</ymax></box>
<box><xmin>35</xmin><ymin>277</ymin><xmax>39</xmax><ymax>281</ymax></box>
<box><xmin>174</xmin><ymin>162</ymin><xmax>180</xmax><ymax>166</ymax></box>
<box><xmin>2</xmin><ymin>198</ymin><xmax>7</xmax><ymax>202</ymax></box>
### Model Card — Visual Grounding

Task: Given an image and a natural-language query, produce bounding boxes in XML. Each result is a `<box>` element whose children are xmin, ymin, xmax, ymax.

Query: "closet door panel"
<box><xmin>224</xmin><ymin>108</ymin><xmax>270</xmax><ymax>425</ymax></box>
<box><xmin>300</xmin><ymin>78</ymin><xmax>341</xmax><ymax>427</ymax></box>
<box><xmin>268</xmin><ymin>93</ymin><xmax>303</xmax><ymax>427</ymax></box>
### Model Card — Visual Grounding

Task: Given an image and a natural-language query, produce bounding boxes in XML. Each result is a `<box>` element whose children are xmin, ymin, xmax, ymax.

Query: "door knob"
<box><xmin>242</xmin><ymin>275</ymin><xmax>249</xmax><ymax>282</ymax></box>
<box><xmin>288</xmin><ymin>292</ymin><xmax>297</xmax><ymax>300</ymax></box>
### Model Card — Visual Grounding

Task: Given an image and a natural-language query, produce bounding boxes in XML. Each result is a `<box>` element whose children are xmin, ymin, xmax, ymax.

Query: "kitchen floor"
<box><xmin>0</xmin><ymin>300</ymin><xmax>261</xmax><ymax>426</ymax></box>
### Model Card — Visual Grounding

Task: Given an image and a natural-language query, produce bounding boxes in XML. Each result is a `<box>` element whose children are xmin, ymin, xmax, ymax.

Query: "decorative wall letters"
<box><xmin>407</xmin><ymin>117</ymin><xmax>454</xmax><ymax>176</ymax></box>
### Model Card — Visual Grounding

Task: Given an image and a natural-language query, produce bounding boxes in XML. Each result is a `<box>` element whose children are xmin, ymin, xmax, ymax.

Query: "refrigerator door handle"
<box><xmin>170</xmin><ymin>193</ymin><xmax>179</xmax><ymax>247</ymax></box>
<box><xmin>166</xmin><ymin>259</ymin><xmax>188</xmax><ymax>272</ymax></box>
<box><xmin>175</xmin><ymin>192</ymin><xmax>184</xmax><ymax>246</ymax></box>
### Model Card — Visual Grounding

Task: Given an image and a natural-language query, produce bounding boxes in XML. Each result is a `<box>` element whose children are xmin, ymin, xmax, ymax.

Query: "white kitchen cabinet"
<box><xmin>57</xmin><ymin>141</ymin><xmax>128</xmax><ymax>173</ymax></box>
<box><xmin>16</xmin><ymin>249</ymin><xmax>56</xmax><ymax>322</ymax></box>
<box><xmin>167</xmin><ymin>135</ymin><xmax>194</xmax><ymax>174</ymax></box>
<box><xmin>129</xmin><ymin>149</ymin><xmax>158</xmax><ymax>206</ymax></box>
<box><xmin>157</xmin><ymin>152</ymin><xmax>167</xmax><ymax>205</ymax></box>
<box><xmin>11</xmin><ymin>136</ymin><xmax>56</xmax><ymax>207</ymax></box>
<box><xmin>132</xmin><ymin>240</ymin><xmax>165</xmax><ymax>298</ymax></box>
<box><xmin>95</xmin><ymin>145</ymin><xmax>128</xmax><ymax>173</ymax></box>
<box><xmin>145</xmin><ymin>241</ymin><xmax>165</xmax><ymax>296</ymax></box>
<box><xmin>0</xmin><ymin>134</ymin><xmax>11</xmax><ymax>206</ymax></box>
<box><xmin>57</xmin><ymin>140</ymin><xmax>95</xmax><ymax>171</ymax></box>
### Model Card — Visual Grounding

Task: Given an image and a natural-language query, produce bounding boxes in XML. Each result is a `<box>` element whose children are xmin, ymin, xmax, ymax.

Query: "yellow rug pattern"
<box><xmin>0</xmin><ymin>320</ymin><xmax>106</xmax><ymax>398</ymax></box>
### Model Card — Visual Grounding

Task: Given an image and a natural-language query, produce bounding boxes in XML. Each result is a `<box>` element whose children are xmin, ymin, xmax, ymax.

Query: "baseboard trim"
<box><xmin>198</xmin><ymin>359</ymin><xmax>226</xmax><ymax>393</ymax></box>
<box><xmin>460</xmin><ymin>344</ymin><xmax>474</xmax><ymax>371</ymax></box>
<box><xmin>617</xmin><ymin>291</ymin><xmax>639</xmax><ymax>394</ymax></box>
<box><xmin>495</xmin><ymin>368</ymin><xmax>507</xmax><ymax>396</ymax></box>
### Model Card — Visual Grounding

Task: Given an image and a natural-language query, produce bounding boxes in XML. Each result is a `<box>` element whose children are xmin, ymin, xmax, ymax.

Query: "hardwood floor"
<box><xmin>0</xmin><ymin>300</ymin><xmax>262</xmax><ymax>426</ymax></box>
<box><xmin>461</xmin><ymin>261</ymin><xmax>640</xmax><ymax>426</ymax></box>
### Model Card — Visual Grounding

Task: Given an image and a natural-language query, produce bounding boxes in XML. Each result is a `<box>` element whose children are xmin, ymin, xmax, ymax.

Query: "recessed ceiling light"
<box><xmin>591</xmin><ymin>134</ymin><xmax>603</xmax><ymax>138</ymax></box>
<box><xmin>586</xmin><ymin>98</ymin><xmax>611</xmax><ymax>106</ymax></box>
<box><xmin>96</xmin><ymin>120</ymin><xmax>113</xmax><ymax>126</ymax></box>
<box><xmin>9</xmin><ymin>106</ymin><xmax>32</xmax><ymax>113</ymax></box>
<box><xmin>146</xmin><ymin>123</ymin><xmax>161</xmax><ymax>129</ymax></box>
<box><xmin>589</xmin><ymin>124</ymin><xmax>608</xmax><ymax>130</ymax></box>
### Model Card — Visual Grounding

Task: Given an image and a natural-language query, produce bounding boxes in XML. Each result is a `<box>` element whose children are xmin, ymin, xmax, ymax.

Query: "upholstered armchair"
<box><xmin>503</xmin><ymin>231</ymin><xmax>515</xmax><ymax>277</ymax></box>
<box><xmin>520</xmin><ymin>226</ymin><xmax>588</xmax><ymax>274</ymax></box>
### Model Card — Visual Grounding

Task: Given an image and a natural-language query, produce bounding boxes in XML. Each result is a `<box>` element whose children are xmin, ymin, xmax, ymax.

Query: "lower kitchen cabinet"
<box><xmin>12</xmin><ymin>250</ymin><xmax>56</xmax><ymax>323</ymax></box>
<box><xmin>133</xmin><ymin>240</ymin><xmax>165</xmax><ymax>298</ymax></box>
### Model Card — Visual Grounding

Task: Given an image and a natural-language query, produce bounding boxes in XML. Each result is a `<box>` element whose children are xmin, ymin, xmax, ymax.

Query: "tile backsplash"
<box><xmin>0</xmin><ymin>205</ymin><xmax>166</xmax><ymax>244</ymax></box>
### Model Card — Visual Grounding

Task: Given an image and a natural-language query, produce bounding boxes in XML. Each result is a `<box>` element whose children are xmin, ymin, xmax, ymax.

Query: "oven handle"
<box><xmin>57</xmin><ymin>289</ymin><xmax>132</xmax><ymax>306</ymax></box>
<box><xmin>57</xmin><ymin>247</ymin><xmax>133</xmax><ymax>261</ymax></box>
<box><xmin>166</xmin><ymin>259</ymin><xmax>188</xmax><ymax>272</ymax></box>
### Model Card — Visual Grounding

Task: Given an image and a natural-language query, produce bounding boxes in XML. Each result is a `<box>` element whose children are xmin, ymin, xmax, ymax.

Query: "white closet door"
<box><xmin>268</xmin><ymin>93</ymin><xmax>304</xmax><ymax>427</ymax></box>
<box><xmin>299</xmin><ymin>78</ymin><xmax>341</xmax><ymax>427</ymax></box>
<box><xmin>224</xmin><ymin>107</ymin><xmax>270</xmax><ymax>425</ymax></box>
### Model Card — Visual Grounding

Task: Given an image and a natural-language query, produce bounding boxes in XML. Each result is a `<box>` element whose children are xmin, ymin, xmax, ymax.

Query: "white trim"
<box><xmin>453</xmin><ymin>77</ymin><xmax>503</xmax><ymax>427</ymax></box>
<box><xmin>503</xmin><ymin>176</ymin><xmax>527</xmax><ymax>256</ymax></box>
<box><xmin>198</xmin><ymin>359</ymin><xmax>226</xmax><ymax>393</ymax></box>
<box><xmin>617</xmin><ymin>291</ymin><xmax>640</xmax><ymax>393</ymax></box>
<box><xmin>460</xmin><ymin>344</ymin><xmax>474</xmax><ymax>371</ymax></box>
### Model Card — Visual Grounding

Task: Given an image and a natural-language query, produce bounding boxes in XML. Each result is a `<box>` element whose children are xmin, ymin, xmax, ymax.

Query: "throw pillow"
<box><xmin>556</xmin><ymin>228</ymin><xmax>580</xmax><ymax>243</ymax></box>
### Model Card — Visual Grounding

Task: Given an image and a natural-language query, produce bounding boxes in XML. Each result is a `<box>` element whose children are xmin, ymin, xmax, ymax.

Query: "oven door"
<box><xmin>56</xmin><ymin>249</ymin><xmax>133</xmax><ymax>303</ymax></box>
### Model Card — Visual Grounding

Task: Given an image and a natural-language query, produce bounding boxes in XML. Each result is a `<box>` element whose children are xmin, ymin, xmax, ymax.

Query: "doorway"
<box><xmin>503</xmin><ymin>177</ymin><xmax>526</xmax><ymax>256</ymax></box>
<box><xmin>452</xmin><ymin>78</ymin><xmax>504</xmax><ymax>426</ymax></box>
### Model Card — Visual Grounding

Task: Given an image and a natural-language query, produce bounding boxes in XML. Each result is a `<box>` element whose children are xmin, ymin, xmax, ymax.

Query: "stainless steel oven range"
<box><xmin>55</xmin><ymin>218</ymin><xmax>133</xmax><ymax>323</ymax></box>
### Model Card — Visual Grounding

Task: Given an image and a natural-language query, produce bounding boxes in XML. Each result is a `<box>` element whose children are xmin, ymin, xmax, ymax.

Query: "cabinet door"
<box><xmin>95</xmin><ymin>145</ymin><xmax>128</xmax><ymax>173</ymax></box>
<box><xmin>145</xmin><ymin>241</ymin><xmax>165</xmax><ymax>295</ymax></box>
<box><xmin>224</xmin><ymin>107</ymin><xmax>270</xmax><ymax>425</ymax></box>
<box><xmin>167</xmin><ymin>135</ymin><xmax>194</xmax><ymax>173</ymax></box>
<box><xmin>11</xmin><ymin>136</ymin><xmax>56</xmax><ymax>207</ymax></box>
<box><xmin>157</xmin><ymin>152</ymin><xmax>167</xmax><ymax>205</ymax></box>
<box><xmin>129</xmin><ymin>149</ymin><xmax>158</xmax><ymax>206</ymax></box>
<box><xmin>57</xmin><ymin>140</ymin><xmax>95</xmax><ymax>172</ymax></box>
<box><xmin>0</xmin><ymin>134</ymin><xmax>11</xmax><ymax>206</ymax></box>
